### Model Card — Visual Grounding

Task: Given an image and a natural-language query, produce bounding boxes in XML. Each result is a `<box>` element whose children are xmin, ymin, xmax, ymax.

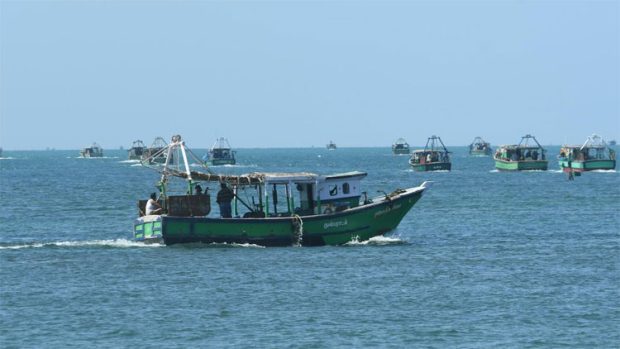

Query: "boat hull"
<box><xmin>494</xmin><ymin>159</ymin><xmax>548</xmax><ymax>171</ymax></box>
<box><xmin>133</xmin><ymin>187</ymin><xmax>425</xmax><ymax>246</ymax></box>
<box><xmin>208</xmin><ymin>158</ymin><xmax>236</xmax><ymax>166</ymax></box>
<box><xmin>393</xmin><ymin>149</ymin><xmax>410</xmax><ymax>155</ymax></box>
<box><xmin>410</xmin><ymin>162</ymin><xmax>451</xmax><ymax>172</ymax></box>
<box><xmin>469</xmin><ymin>149</ymin><xmax>491</xmax><ymax>156</ymax></box>
<box><xmin>558</xmin><ymin>159</ymin><xmax>616</xmax><ymax>172</ymax></box>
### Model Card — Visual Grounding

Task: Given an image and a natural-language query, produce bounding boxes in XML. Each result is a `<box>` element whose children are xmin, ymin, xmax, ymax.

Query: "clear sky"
<box><xmin>1</xmin><ymin>0</ymin><xmax>618</xmax><ymax>150</ymax></box>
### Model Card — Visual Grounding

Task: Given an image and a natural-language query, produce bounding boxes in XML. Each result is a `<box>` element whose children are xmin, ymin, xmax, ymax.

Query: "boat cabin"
<box><xmin>410</xmin><ymin>150</ymin><xmax>449</xmax><ymax>164</ymax></box>
<box><xmin>230</xmin><ymin>171</ymin><xmax>367</xmax><ymax>217</ymax></box>
<box><xmin>495</xmin><ymin>145</ymin><xmax>543</xmax><ymax>161</ymax></box>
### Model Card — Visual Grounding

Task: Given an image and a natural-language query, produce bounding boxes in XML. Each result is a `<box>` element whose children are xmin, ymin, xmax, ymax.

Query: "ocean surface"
<box><xmin>1</xmin><ymin>146</ymin><xmax>619</xmax><ymax>348</ymax></box>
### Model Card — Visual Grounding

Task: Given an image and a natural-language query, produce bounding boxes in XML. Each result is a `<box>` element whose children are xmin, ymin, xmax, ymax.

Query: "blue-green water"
<box><xmin>1</xmin><ymin>147</ymin><xmax>619</xmax><ymax>348</ymax></box>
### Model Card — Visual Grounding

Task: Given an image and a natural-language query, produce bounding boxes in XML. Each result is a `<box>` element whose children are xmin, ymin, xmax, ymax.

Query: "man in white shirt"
<box><xmin>146</xmin><ymin>192</ymin><xmax>163</xmax><ymax>215</ymax></box>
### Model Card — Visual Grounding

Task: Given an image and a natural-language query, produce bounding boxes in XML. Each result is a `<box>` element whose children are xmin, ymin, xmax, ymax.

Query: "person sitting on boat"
<box><xmin>146</xmin><ymin>193</ymin><xmax>163</xmax><ymax>215</ymax></box>
<box><xmin>194</xmin><ymin>184</ymin><xmax>203</xmax><ymax>195</ymax></box>
<box><xmin>216</xmin><ymin>183</ymin><xmax>234</xmax><ymax>218</ymax></box>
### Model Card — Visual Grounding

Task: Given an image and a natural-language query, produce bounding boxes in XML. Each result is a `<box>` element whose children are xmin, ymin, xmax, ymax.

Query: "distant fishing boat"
<box><xmin>392</xmin><ymin>138</ymin><xmax>410</xmax><ymax>155</ymax></box>
<box><xmin>468</xmin><ymin>136</ymin><xmax>492</xmax><ymax>156</ymax></box>
<box><xmin>142</xmin><ymin>137</ymin><xmax>168</xmax><ymax>164</ymax></box>
<box><xmin>127</xmin><ymin>140</ymin><xmax>146</xmax><ymax>160</ymax></box>
<box><xmin>409</xmin><ymin>136</ymin><xmax>451</xmax><ymax>171</ymax></box>
<box><xmin>494</xmin><ymin>134</ymin><xmax>547</xmax><ymax>171</ymax></box>
<box><xmin>80</xmin><ymin>142</ymin><xmax>103</xmax><ymax>158</ymax></box>
<box><xmin>203</xmin><ymin>137</ymin><xmax>236</xmax><ymax>166</ymax></box>
<box><xmin>558</xmin><ymin>134</ymin><xmax>616</xmax><ymax>172</ymax></box>
<box><xmin>609</xmin><ymin>139</ymin><xmax>617</xmax><ymax>146</ymax></box>
<box><xmin>326</xmin><ymin>141</ymin><xmax>337</xmax><ymax>150</ymax></box>
<box><xmin>133</xmin><ymin>135</ymin><xmax>429</xmax><ymax>246</ymax></box>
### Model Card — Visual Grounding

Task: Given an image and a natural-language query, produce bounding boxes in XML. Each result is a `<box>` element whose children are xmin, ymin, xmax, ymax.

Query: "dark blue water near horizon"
<box><xmin>1</xmin><ymin>147</ymin><xmax>619</xmax><ymax>348</ymax></box>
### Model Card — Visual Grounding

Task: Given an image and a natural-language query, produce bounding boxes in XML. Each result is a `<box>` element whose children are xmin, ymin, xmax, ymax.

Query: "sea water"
<box><xmin>1</xmin><ymin>147</ymin><xmax>619</xmax><ymax>348</ymax></box>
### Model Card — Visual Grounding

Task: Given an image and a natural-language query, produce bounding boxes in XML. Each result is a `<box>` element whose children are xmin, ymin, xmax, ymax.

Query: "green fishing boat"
<box><xmin>409</xmin><ymin>135</ymin><xmax>451</xmax><ymax>171</ymax></box>
<box><xmin>494</xmin><ymin>134</ymin><xmax>548</xmax><ymax>171</ymax></box>
<box><xmin>79</xmin><ymin>142</ymin><xmax>103</xmax><ymax>158</ymax></box>
<box><xmin>392</xmin><ymin>138</ymin><xmax>410</xmax><ymax>155</ymax></box>
<box><xmin>203</xmin><ymin>137</ymin><xmax>236</xmax><ymax>166</ymax></box>
<box><xmin>127</xmin><ymin>140</ymin><xmax>146</xmax><ymax>160</ymax></box>
<box><xmin>468</xmin><ymin>136</ymin><xmax>492</xmax><ymax>156</ymax></box>
<box><xmin>558</xmin><ymin>134</ymin><xmax>616</xmax><ymax>172</ymax></box>
<box><xmin>142</xmin><ymin>137</ymin><xmax>169</xmax><ymax>164</ymax></box>
<box><xmin>134</xmin><ymin>135</ymin><xmax>429</xmax><ymax>246</ymax></box>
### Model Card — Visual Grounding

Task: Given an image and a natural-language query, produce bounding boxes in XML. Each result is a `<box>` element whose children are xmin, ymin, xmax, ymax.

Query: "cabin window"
<box><xmin>329</xmin><ymin>185</ymin><xmax>338</xmax><ymax>196</ymax></box>
<box><xmin>342</xmin><ymin>182</ymin><xmax>350</xmax><ymax>194</ymax></box>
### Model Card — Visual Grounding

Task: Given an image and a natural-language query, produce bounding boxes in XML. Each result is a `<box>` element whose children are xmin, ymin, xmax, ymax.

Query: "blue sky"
<box><xmin>1</xmin><ymin>0</ymin><xmax>618</xmax><ymax>150</ymax></box>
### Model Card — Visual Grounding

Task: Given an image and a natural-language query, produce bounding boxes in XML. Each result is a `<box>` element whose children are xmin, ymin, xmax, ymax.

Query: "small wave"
<box><xmin>0</xmin><ymin>157</ymin><xmax>15</xmax><ymax>160</ymax></box>
<box><xmin>171</xmin><ymin>242</ymin><xmax>265</xmax><ymax>249</ymax></box>
<box><xmin>0</xmin><ymin>239</ymin><xmax>162</xmax><ymax>250</ymax></box>
<box><xmin>345</xmin><ymin>235</ymin><xmax>405</xmax><ymax>246</ymax></box>
<box><xmin>589</xmin><ymin>169</ymin><xmax>617</xmax><ymax>173</ymax></box>
<box><xmin>119</xmin><ymin>159</ymin><xmax>141</xmax><ymax>164</ymax></box>
<box><xmin>74</xmin><ymin>156</ymin><xmax>118</xmax><ymax>159</ymax></box>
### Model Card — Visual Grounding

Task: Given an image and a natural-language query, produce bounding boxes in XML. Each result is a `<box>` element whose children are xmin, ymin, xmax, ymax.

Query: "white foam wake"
<box><xmin>345</xmin><ymin>235</ymin><xmax>405</xmax><ymax>246</ymax></box>
<box><xmin>0</xmin><ymin>239</ymin><xmax>162</xmax><ymax>250</ymax></box>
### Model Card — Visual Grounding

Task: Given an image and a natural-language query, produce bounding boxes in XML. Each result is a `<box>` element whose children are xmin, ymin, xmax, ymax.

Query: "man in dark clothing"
<box><xmin>216</xmin><ymin>183</ymin><xmax>234</xmax><ymax>218</ymax></box>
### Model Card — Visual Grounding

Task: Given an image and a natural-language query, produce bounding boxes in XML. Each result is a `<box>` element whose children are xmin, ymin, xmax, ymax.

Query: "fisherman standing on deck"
<box><xmin>216</xmin><ymin>183</ymin><xmax>234</xmax><ymax>218</ymax></box>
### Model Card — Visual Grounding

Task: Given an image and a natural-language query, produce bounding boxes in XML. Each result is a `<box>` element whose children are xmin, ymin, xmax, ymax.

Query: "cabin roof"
<box><xmin>561</xmin><ymin>145</ymin><xmax>607</xmax><ymax>149</ymax></box>
<box><xmin>324</xmin><ymin>171</ymin><xmax>367</xmax><ymax>180</ymax></box>
<box><xmin>412</xmin><ymin>149</ymin><xmax>447</xmax><ymax>154</ymax></box>
<box><xmin>498</xmin><ymin>145</ymin><xmax>542</xmax><ymax>150</ymax></box>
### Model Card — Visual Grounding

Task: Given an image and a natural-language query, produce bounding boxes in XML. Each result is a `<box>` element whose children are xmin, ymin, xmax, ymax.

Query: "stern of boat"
<box><xmin>134</xmin><ymin>215</ymin><xmax>163</xmax><ymax>243</ymax></box>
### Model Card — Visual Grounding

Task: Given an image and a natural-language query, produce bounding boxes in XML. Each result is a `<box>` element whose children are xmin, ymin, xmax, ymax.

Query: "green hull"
<box><xmin>393</xmin><ymin>149</ymin><xmax>410</xmax><ymax>155</ymax></box>
<box><xmin>494</xmin><ymin>159</ymin><xmax>548</xmax><ymax>171</ymax></box>
<box><xmin>558</xmin><ymin>159</ymin><xmax>616</xmax><ymax>172</ymax></box>
<box><xmin>469</xmin><ymin>149</ymin><xmax>491</xmax><ymax>156</ymax></box>
<box><xmin>208</xmin><ymin>158</ymin><xmax>236</xmax><ymax>166</ymax></box>
<box><xmin>134</xmin><ymin>187</ymin><xmax>425</xmax><ymax>246</ymax></box>
<box><xmin>410</xmin><ymin>162</ymin><xmax>451</xmax><ymax>172</ymax></box>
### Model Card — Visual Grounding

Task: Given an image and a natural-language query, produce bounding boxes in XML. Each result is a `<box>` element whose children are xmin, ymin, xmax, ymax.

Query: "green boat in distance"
<box><xmin>409</xmin><ymin>135</ymin><xmax>451</xmax><ymax>171</ymax></box>
<box><xmin>469</xmin><ymin>136</ymin><xmax>492</xmax><ymax>156</ymax></box>
<box><xmin>134</xmin><ymin>135</ymin><xmax>429</xmax><ymax>246</ymax></box>
<box><xmin>127</xmin><ymin>140</ymin><xmax>146</xmax><ymax>160</ymax></box>
<box><xmin>203</xmin><ymin>137</ymin><xmax>236</xmax><ymax>166</ymax></box>
<box><xmin>142</xmin><ymin>137</ymin><xmax>169</xmax><ymax>165</ymax></box>
<box><xmin>392</xmin><ymin>138</ymin><xmax>410</xmax><ymax>155</ymax></box>
<box><xmin>494</xmin><ymin>134</ymin><xmax>548</xmax><ymax>171</ymax></box>
<box><xmin>558</xmin><ymin>134</ymin><xmax>616</xmax><ymax>172</ymax></box>
<box><xmin>80</xmin><ymin>142</ymin><xmax>103</xmax><ymax>158</ymax></box>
